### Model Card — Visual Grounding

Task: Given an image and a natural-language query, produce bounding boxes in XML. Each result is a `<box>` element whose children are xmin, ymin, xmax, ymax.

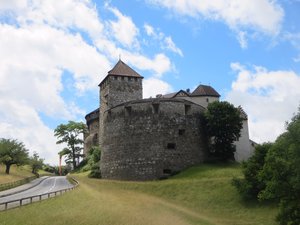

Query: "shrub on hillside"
<box><xmin>86</xmin><ymin>146</ymin><xmax>101</xmax><ymax>178</ymax></box>
<box><xmin>234</xmin><ymin>107</ymin><xmax>300</xmax><ymax>225</ymax></box>
<box><xmin>232</xmin><ymin>143</ymin><xmax>272</xmax><ymax>200</ymax></box>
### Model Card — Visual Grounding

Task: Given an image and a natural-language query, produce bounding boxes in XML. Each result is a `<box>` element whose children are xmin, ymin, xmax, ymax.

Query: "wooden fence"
<box><xmin>0</xmin><ymin>177</ymin><xmax>79</xmax><ymax>211</ymax></box>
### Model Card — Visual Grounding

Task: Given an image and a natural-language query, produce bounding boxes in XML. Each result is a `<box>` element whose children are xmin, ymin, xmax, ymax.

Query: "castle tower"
<box><xmin>98</xmin><ymin>60</ymin><xmax>143</xmax><ymax>145</ymax></box>
<box><xmin>189</xmin><ymin>84</ymin><xmax>220</xmax><ymax>108</ymax></box>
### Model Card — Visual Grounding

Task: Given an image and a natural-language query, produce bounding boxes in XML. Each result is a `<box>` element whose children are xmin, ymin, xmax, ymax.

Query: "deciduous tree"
<box><xmin>259</xmin><ymin>109</ymin><xmax>300</xmax><ymax>225</ymax></box>
<box><xmin>54</xmin><ymin>121</ymin><xmax>87</xmax><ymax>170</ymax></box>
<box><xmin>204</xmin><ymin>101</ymin><xmax>243</xmax><ymax>161</ymax></box>
<box><xmin>0</xmin><ymin>138</ymin><xmax>29</xmax><ymax>174</ymax></box>
<box><xmin>30</xmin><ymin>152</ymin><xmax>44</xmax><ymax>175</ymax></box>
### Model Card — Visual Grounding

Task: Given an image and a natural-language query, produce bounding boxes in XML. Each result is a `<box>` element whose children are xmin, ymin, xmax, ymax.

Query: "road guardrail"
<box><xmin>0</xmin><ymin>177</ymin><xmax>79</xmax><ymax>211</ymax></box>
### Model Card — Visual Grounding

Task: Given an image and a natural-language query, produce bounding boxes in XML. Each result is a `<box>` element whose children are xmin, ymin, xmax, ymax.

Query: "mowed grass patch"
<box><xmin>0</xmin><ymin>174</ymin><xmax>213</xmax><ymax>225</ymax></box>
<box><xmin>0</xmin><ymin>164</ymin><xmax>278</xmax><ymax>225</ymax></box>
<box><xmin>0</xmin><ymin>165</ymin><xmax>33</xmax><ymax>184</ymax></box>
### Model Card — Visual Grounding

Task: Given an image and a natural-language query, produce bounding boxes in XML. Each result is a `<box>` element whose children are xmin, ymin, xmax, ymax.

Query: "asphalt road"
<box><xmin>0</xmin><ymin>176</ymin><xmax>74</xmax><ymax>210</ymax></box>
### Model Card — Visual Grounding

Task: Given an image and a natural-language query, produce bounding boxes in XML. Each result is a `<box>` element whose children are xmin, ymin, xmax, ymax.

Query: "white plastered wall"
<box><xmin>234</xmin><ymin>119</ymin><xmax>253</xmax><ymax>162</ymax></box>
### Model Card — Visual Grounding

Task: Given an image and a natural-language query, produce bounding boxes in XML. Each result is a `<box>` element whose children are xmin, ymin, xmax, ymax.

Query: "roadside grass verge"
<box><xmin>0</xmin><ymin>165</ymin><xmax>33</xmax><ymax>184</ymax></box>
<box><xmin>0</xmin><ymin>164</ymin><xmax>278</xmax><ymax>225</ymax></box>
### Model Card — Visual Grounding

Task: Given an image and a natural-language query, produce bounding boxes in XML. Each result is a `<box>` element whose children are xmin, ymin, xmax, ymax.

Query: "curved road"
<box><xmin>0</xmin><ymin>176</ymin><xmax>74</xmax><ymax>210</ymax></box>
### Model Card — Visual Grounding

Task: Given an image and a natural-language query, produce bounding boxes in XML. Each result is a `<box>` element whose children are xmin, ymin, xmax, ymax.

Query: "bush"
<box><xmin>232</xmin><ymin>143</ymin><xmax>272</xmax><ymax>200</ymax></box>
<box><xmin>88</xmin><ymin>164</ymin><xmax>101</xmax><ymax>178</ymax></box>
<box><xmin>86</xmin><ymin>146</ymin><xmax>101</xmax><ymax>178</ymax></box>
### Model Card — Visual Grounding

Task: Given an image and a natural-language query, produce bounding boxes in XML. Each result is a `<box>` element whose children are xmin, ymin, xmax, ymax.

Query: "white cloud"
<box><xmin>95</xmin><ymin>37</ymin><xmax>173</xmax><ymax>77</ymax></box>
<box><xmin>0</xmin><ymin>0</ymin><xmax>175</xmax><ymax>165</ymax></box>
<box><xmin>144</xmin><ymin>23</ymin><xmax>155</xmax><ymax>36</ymax></box>
<box><xmin>16</xmin><ymin>0</ymin><xmax>104</xmax><ymax>38</ymax></box>
<box><xmin>144</xmin><ymin>23</ymin><xmax>183</xmax><ymax>56</ymax></box>
<box><xmin>226</xmin><ymin>63</ymin><xmax>300</xmax><ymax>143</ymax></box>
<box><xmin>237</xmin><ymin>31</ymin><xmax>248</xmax><ymax>49</ymax></box>
<box><xmin>147</xmin><ymin>0</ymin><xmax>284</xmax><ymax>35</ymax></box>
<box><xmin>108</xmin><ymin>6</ymin><xmax>139</xmax><ymax>48</ymax></box>
<box><xmin>143</xmin><ymin>77</ymin><xmax>173</xmax><ymax>98</ymax></box>
<box><xmin>0</xmin><ymin>99</ymin><xmax>59</xmax><ymax>165</ymax></box>
<box><xmin>164</xmin><ymin>36</ymin><xmax>183</xmax><ymax>56</ymax></box>
<box><xmin>125</xmin><ymin>53</ymin><xmax>172</xmax><ymax>77</ymax></box>
<box><xmin>0</xmin><ymin>0</ymin><xmax>27</xmax><ymax>11</ymax></box>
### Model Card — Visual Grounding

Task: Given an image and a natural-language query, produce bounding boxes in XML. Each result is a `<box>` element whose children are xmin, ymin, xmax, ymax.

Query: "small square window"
<box><xmin>167</xmin><ymin>143</ymin><xmax>176</xmax><ymax>149</ymax></box>
<box><xmin>152</xmin><ymin>104</ymin><xmax>159</xmax><ymax>114</ymax></box>
<box><xmin>185</xmin><ymin>105</ymin><xmax>191</xmax><ymax>115</ymax></box>
<box><xmin>178</xmin><ymin>129</ymin><xmax>185</xmax><ymax>135</ymax></box>
<box><xmin>125</xmin><ymin>106</ymin><xmax>132</xmax><ymax>116</ymax></box>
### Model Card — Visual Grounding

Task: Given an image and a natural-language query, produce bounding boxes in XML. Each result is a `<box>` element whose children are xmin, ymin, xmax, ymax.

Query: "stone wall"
<box><xmin>84</xmin><ymin>109</ymin><xmax>99</xmax><ymax>156</ymax></box>
<box><xmin>100</xmin><ymin>98</ymin><xmax>207</xmax><ymax>180</ymax></box>
<box><xmin>99</xmin><ymin>75</ymin><xmax>143</xmax><ymax>146</ymax></box>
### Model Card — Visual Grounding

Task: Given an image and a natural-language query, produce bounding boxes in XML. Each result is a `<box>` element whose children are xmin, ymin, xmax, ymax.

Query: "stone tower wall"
<box><xmin>100</xmin><ymin>99</ymin><xmax>206</xmax><ymax>181</ymax></box>
<box><xmin>84</xmin><ymin>109</ymin><xmax>99</xmax><ymax>156</ymax></box>
<box><xmin>99</xmin><ymin>75</ymin><xmax>143</xmax><ymax>146</ymax></box>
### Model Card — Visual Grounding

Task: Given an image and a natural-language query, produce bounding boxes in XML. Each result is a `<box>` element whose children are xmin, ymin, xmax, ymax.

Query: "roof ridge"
<box><xmin>108</xmin><ymin>60</ymin><xmax>143</xmax><ymax>78</ymax></box>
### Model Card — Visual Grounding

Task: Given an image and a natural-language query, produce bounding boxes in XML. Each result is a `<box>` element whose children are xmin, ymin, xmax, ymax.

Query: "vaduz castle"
<box><xmin>84</xmin><ymin>60</ymin><xmax>254</xmax><ymax>181</ymax></box>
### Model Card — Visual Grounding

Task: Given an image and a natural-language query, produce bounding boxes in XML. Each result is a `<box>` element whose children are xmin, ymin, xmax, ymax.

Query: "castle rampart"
<box><xmin>100</xmin><ymin>98</ymin><xmax>206</xmax><ymax>180</ymax></box>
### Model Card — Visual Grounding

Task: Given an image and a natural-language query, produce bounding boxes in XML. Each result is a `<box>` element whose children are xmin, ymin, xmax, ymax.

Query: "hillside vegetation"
<box><xmin>0</xmin><ymin>164</ymin><xmax>278</xmax><ymax>225</ymax></box>
<box><xmin>0</xmin><ymin>164</ymin><xmax>34</xmax><ymax>184</ymax></box>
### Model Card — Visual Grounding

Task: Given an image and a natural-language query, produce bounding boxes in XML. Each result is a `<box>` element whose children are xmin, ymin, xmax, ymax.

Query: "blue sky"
<box><xmin>0</xmin><ymin>0</ymin><xmax>300</xmax><ymax>165</ymax></box>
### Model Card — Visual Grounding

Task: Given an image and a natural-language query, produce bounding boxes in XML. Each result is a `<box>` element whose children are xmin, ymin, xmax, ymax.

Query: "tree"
<box><xmin>29</xmin><ymin>152</ymin><xmax>44</xmax><ymax>176</ymax></box>
<box><xmin>232</xmin><ymin>143</ymin><xmax>272</xmax><ymax>199</ymax></box>
<box><xmin>204</xmin><ymin>101</ymin><xmax>243</xmax><ymax>161</ymax></box>
<box><xmin>58</xmin><ymin>148</ymin><xmax>71</xmax><ymax>175</ymax></box>
<box><xmin>54</xmin><ymin>121</ymin><xmax>87</xmax><ymax>170</ymax></box>
<box><xmin>0</xmin><ymin>138</ymin><xmax>29</xmax><ymax>174</ymax></box>
<box><xmin>233</xmin><ymin>107</ymin><xmax>300</xmax><ymax>225</ymax></box>
<box><xmin>258</xmin><ymin>109</ymin><xmax>300</xmax><ymax>225</ymax></box>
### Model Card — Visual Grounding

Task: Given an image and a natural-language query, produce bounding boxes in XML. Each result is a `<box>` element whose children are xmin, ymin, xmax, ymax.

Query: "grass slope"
<box><xmin>0</xmin><ymin>165</ymin><xmax>34</xmax><ymax>184</ymax></box>
<box><xmin>0</xmin><ymin>164</ymin><xmax>278</xmax><ymax>225</ymax></box>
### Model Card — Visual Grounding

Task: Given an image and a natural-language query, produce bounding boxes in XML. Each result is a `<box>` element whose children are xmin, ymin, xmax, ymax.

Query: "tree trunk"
<box><xmin>72</xmin><ymin>147</ymin><xmax>76</xmax><ymax>169</ymax></box>
<box><xmin>5</xmin><ymin>164</ymin><xmax>11</xmax><ymax>174</ymax></box>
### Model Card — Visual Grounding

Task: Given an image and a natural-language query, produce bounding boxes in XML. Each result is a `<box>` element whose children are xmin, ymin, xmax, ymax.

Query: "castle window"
<box><xmin>125</xmin><ymin>106</ymin><xmax>132</xmax><ymax>116</ymax></box>
<box><xmin>184</xmin><ymin>104</ymin><xmax>191</xmax><ymax>115</ymax></box>
<box><xmin>206</xmin><ymin>98</ymin><xmax>209</xmax><ymax>103</ymax></box>
<box><xmin>167</xmin><ymin>143</ymin><xmax>176</xmax><ymax>149</ymax></box>
<box><xmin>152</xmin><ymin>103</ymin><xmax>159</xmax><ymax>114</ymax></box>
<box><xmin>163</xmin><ymin>169</ymin><xmax>172</xmax><ymax>174</ymax></box>
<box><xmin>134</xmin><ymin>77</ymin><xmax>137</xmax><ymax>82</ymax></box>
<box><xmin>178</xmin><ymin>129</ymin><xmax>185</xmax><ymax>135</ymax></box>
<box><xmin>121</xmin><ymin>76</ymin><xmax>124</xmax><ymax>80</ymax></box>
<box><xmin>128</xmin><ymin>77</ymin><xmax>133</xmax><ymax>82</ymax></box>
<box><xmin>113</xmin><ymin>76</ymin><xmax>118</xmax><ymax>80</ymax></box>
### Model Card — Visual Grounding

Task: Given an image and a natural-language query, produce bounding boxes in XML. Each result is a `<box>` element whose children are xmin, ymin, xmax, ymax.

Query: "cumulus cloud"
<box><xmin>0</xmin><ymin>99</ymin><xmax>59</xmax><ymax>165</ymax></box>
<box><xmin>147</xmin><ymin>0</ymin><xmax>284</xmax><ymax>48</ymax></box>
<box><xmin>226</xmin><ymin>63</ymin><xmax>300</xmax><ymax>143</ymax></box>
<box><xmin>144</xmin><ymin>23</ymin><xmax>183</xmax><ymax>56</ymax></box>
<box><xmin>108</xmin><ymin>6</ymin><xmax>139</xmax><ymax>48</ymax></box>
<box><xmin>0</xmin><ymin>0</ymin><xmax>174</xmax><ymax>165</ymax></box>
<box><xmin>143</xmin><ymin>77</ymin><xmax>173</xmax><ymax>98</ymax></box>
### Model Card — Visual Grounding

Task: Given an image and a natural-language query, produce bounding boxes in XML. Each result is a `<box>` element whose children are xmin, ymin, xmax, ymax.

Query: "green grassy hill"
<box><xmin>0</xmin><ymin>164</ymin><xmax>278</xmax><ymax>225</ymax></box>
<box><xmin>0</xmin><ymin>164</ymin><xmax>34</xmax><ymax>184</ymax></box>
